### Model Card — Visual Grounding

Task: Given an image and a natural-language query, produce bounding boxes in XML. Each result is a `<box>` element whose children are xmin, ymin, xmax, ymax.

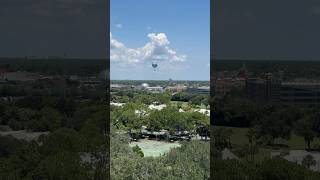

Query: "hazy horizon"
<box><xmin>110</xmin><ymin>79</ymin><xmax>210</xmax><ymax>82</ymax></box>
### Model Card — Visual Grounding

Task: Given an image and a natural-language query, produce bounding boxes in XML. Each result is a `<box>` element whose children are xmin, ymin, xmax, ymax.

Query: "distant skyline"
<box><xmin>111</xmin><ymin>0</ymin><xmax>210</xmax><ymax>81</ymax></box>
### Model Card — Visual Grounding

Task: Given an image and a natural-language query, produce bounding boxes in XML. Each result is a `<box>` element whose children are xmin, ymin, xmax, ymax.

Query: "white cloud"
<box><xmin>110</xmin><ymin>32</ymin><xmax>186</xmax><ymax>65</ymax></box>
<box><xmin>115</xmin><ymin>24</ymin><xmax>123</xmax><ymax>29</ymax></box>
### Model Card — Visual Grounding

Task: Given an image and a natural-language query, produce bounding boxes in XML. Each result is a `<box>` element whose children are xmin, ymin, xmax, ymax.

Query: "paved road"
<box><xmin>283</xmin><ymin>150</ymin><xmax>320</xmax><ymax>172</ymax></box>
<box><xmin>0</xmin><ymin>130</ymin><xmax>49</xmax><ymax>141</ymax></box>
<box><xmin>222</xmin><ymin>148</ymin><xmax>239</xmax><ymax>160</ymax></box>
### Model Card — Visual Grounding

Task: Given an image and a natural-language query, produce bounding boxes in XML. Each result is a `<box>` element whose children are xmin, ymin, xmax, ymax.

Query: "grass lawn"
<box><xmin>214</xmin><ymin>126</ymin><xmax>320</xmax><ymax>162</ymax></box>
<box><xmin>275</xmin><ymin>134</ymin><xmax>320</xmax><ymax>150</ymax></box>
<box><xmin>254</xmin><ymin>148</ymin><xmax>273</xmax><ymax>162</ymax></box>
<box><xmin>212</xmin><ymin>126</ymin><xmax>249</xmax><ymax>146</ymax></box>
<box><xmin>214</xmin><ymin>126</ymin><xmax>320</xmax><ymax>150</ymax></box>
<box><xmin>170</xmin><ymin>101</ymin><xmax>189</xmax><ymax>108</ymax></box>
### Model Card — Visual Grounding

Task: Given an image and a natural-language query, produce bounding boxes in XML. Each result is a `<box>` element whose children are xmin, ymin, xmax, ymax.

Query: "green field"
<box><xmin>215</xmin><ymin>126</ymin><xmax>320</xmax><ymax>162</ymax></box>
<box><xmin>216</xmin><ymin>126</ymin><xmax>320</xmax><ymax>150</ymax></box>
<box><xmin>170</xmin><ymin>101</ymin><xmax>189</xmax><ymax>107</ymax></box>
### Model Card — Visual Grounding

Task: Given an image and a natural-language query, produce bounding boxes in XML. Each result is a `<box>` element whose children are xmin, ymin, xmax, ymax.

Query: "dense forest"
<box><xmin>211</xmin><ymin>156</ymin><xmax>320</xmax><ymax>180</ymax></box>
<box><xmin>0</xmin><ymin>61</ymin><xmax>108</xmax><ymax>179</ymax></box>
<box><xmin>111</xmin><ymin>126</ymin><xmax>320</xmax><ymax>180</ymax></box>
<box><xmin>111</xmin><ymin>130</ymin><xmax>210</xmax><ymax>179</ymax></box>
<box><xmin>0</xmin><ymin>98</ymin><xmax>108</xmax><ymax>179</ymax></box>
<box><xmin>111</xmin><ymin>90</ymin><xmax>209</xmax><ymax>106</ymax></box>
<box><xmin>0</xmin><ymin>58</ymin><xmax>107</xmax><ymax>76</ymax></box>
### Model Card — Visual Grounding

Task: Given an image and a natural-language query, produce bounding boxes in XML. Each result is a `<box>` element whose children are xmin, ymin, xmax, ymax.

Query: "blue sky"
<box><xmin>110</xmin><ymin>0</ymin><xmax>210</xmax><ymax>80</ymax></box>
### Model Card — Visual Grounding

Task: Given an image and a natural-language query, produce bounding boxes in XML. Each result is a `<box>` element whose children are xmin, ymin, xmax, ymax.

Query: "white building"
<box><xmin>194</xmin><ymin>108</ymin><xmax>210</xmax><ymax>116</ymax></box>
<box><xmin>146</xmin><ymin>86</ymin><xmax>164</xmax><ymax>93</ymax></box>
<box><xmin>110</xmin><ymin>102</ymin><xmax>125</xmax><ymax>107</ymax></box>
<box><xmin>148</xmin><ymin>104</ymin><xmax>167</xmax><ymax>110</ymax></box>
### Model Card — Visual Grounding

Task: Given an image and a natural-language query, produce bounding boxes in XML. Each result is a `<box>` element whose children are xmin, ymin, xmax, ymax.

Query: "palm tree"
<box><xmin>246</xmin><ymin>128</ymin><xmax>258</xmax><ymax>161</ymax></box>
<box><xmin>225</xmin><ymin>128</ymin><xmax>233</xmax><ymax>147</ymax></box>
<box><xmin>294</xmin><ymin>116</ymin><xmax>316</xmax><ymax>150</ymax></box>
<box><xmin>246</xmin><ymin>128</ymin><xmax>257</xmax><ymax>144</ymax></box>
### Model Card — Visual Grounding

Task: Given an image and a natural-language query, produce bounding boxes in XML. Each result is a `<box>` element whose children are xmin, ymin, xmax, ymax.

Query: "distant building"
<box><xmin>146</xmin><ymin>86</ymin><xmax>164</xmax><ymax>93</ymax></box>
<box><xmin>134</xmin><ymin>83</ymin><xmax>164</xmax><ymax>93</ymax></box>
<box><xmin>1</xmin><ymin>71</ymin><xmax>40</xmax><ymax>82</ymax></box>
<box><xmin>187</xmin><ymin>86</ymin><xmax>210</xmax><ymax>95</ymax></box>
<box><xmin>165</xmin><ymin>84</ymin><xmax>187</xmax><ymax>93</ymax></box>
<box><xmin>186</xmin><ymin>87</ymin><xmax>197</xmax><ymax>94</ymax></box>
<box><xmin>80</xmin><ymin>80</ymin><xmax>103</xmax><ymax>88</ymax></box>
<box><xmin>111</xmin><ymin>84</ymin><xmax>131</xmax><ymax>91</ymax></box>
<box><xmin>246</xmin><ymin>73</ymin><xmax>281</xmax><ymax>103</ymax></box>
<box><xmin>280</xmin><ymin>82</ymin><xmax>320</xmax><ymax>105</ymax></box>
<box><xmin>135</xmin><ymin>83</ymin><xmax>149</xmax><ymax>91</ymax></box>
<box><xmin>213</xmin><ymin>78</ymin><xmax>234</xmax><ymax>96</ymax></box>
<box><xmin>0</xmin><ymin>64</ymin><xmax>9</xmax><ymax>79</ymax></box>
<box><xmin>197</xmin><ymin>86</ymin><xmax>210</xmax><ymax>95</ymax></box>
<box><xmin>213</xmin><ymin>69</ymin><xmax>246</xmax><ymax>97</ymax></box>
<box><xmin>246</xmin><ymin>73</ymin><xmax>320</xmax><ymax>106</ymax></box>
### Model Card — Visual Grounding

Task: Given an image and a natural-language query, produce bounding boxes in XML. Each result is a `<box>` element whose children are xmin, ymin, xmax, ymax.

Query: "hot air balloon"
<box><xmin>152</xmin><ymin>62</ymin><xmax>158</xmax><ymax>71</ymax></box>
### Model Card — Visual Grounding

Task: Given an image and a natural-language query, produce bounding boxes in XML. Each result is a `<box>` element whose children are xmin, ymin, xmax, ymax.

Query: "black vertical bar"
<box><xmin>105</xmin><ymin>0</ymin><xmax>110</xmax><ymax>179</ymax></box>
<box><xmin>210</xmin><ymin>0</ymin><xmax>215</xmax><ymax>179</ymax></box>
